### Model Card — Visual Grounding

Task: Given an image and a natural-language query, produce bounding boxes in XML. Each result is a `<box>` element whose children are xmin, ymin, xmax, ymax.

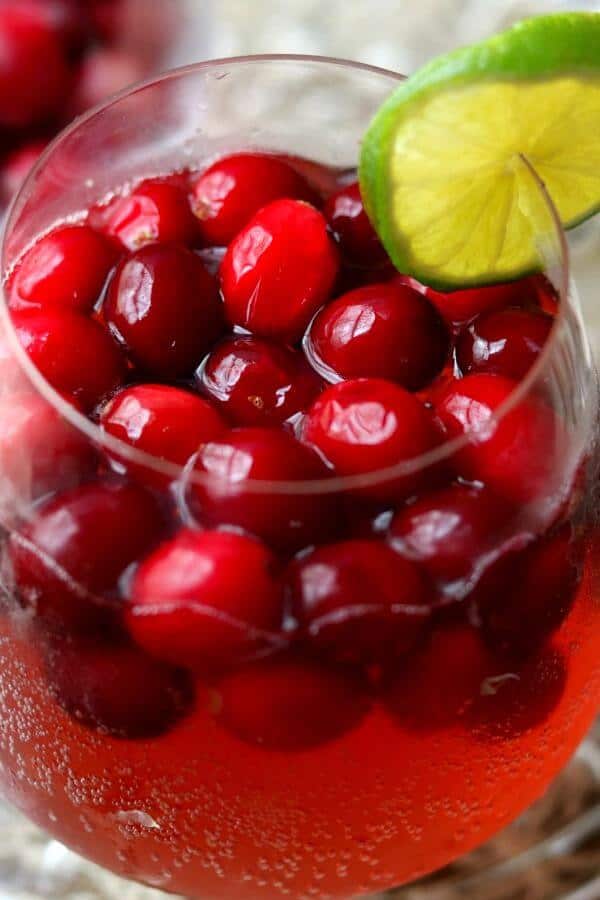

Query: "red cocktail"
<box><xmin>0</xmin><ymin>57</ymin><xmax>598</xmax><ymax>899</ymax></box>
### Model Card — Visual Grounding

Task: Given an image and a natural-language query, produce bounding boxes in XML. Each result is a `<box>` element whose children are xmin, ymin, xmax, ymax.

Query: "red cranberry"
<box><xmin>384</xmin><ymin>624</ymin><xmax>499</xmax><ymax>730</ymax></box>
<box><xmin>69</xmin><ymin>47</ymin><xmax>146</xmax><ymax>115</ymax></box>
<box><xmin>87</xmin><ymin>0</ymin><xmax>123</xmax><ymax>43</ymax></box>
<box><xmin>191</xmin><ymin>153</ymin><xmax>316</xmax><ymax>246</ymax></box>
<box><xmin>100</xmin><ymin>383</ymin><xmax>226</xmax><ymax>486</ymax></box>
<box><xmin>104</xmin><ymin>243</ymin><xmax>224</xmax><ymax>380</ymax></box>
<box><xmin>9</xmin><ymin>481</ymin><xmax>166</xmax><ymax>632</ymax></box>
<box><xmin>220</xmin><ymin>198</ymin><xmax>339</xmax><ymax>344</ymax></box>
<box><xmin>0</xmin><ymin>3</ymin><xmax>71</xmax><ymax>128</ymax></box>
<box><xmin>127</xmin><ymin>529</ymin><xmax>284</xmax><ymax>671</ymax></box>
<box><xmin>305</xmin><ymin>281</ymin><xmax>449</xmax><ymax>390</ymax></box>
<box><xmin>434</xmin><ymin>374</ymin><xmax>567</xmax><ymax>509</ymax></box>
<box><xmin>44</xmin><ymin>637</ymin><xmax>193</xmax><ymax>739</ymax></box>
<box><xmin>0</xmin><ymin>390</ymin><xmax>95</xmax><ymax>503</ymax></box>
<box><xmin>104</xmin><ymin>179</ymin><xmax>199</xmax><ymax>251</ymax></box>
<box><xmin>389</xmin><ymin>483</ymin><xmax>514</xmax><ymax>585</ymax></box>
<box><xmin>0</xmin><ymin>139</ymin><xmax>46</xmax><ymax>204</ymax></box>
<box><xmin>426</xmin><ymin>276</ymin><xmax>541</xmax><ymax>327</ymax></box>
<box><xmin>289</xmin><ymin>539</ymin><xmax>433</xmax><ymax>663</ymax></box>
<box><xmin>187</xmin><ymin>427</ymin><xmax>339</xmax><ymax>553</ymax></box>
<box><xmin>474</xmin><ymin>524</ymin><xmax>582</xmax><ymax>658</ymax></box>
<box><xmin>303</xmin><ymin>378</ymin><xmax>440</xmax><ymax>501</ymax></box>
<box><xmin>10</xmin><ymin>226</ymin><xmax>119</xmax><ymax>314</ymax></box>
<box><xmin>19</xmin><ymin>0</ymin><xmax>91</xmax><ymax>54</ymax></box>
<box><xmin>324</xmin><ymin>181</ymin><xmax>387</xmax><ymax>267</ymax></box>
<box><xmin>198</xmin><ymin>335</ymin><xmax>322</xmax><ymax>427</ymax></box>
<box><xmin>468</xmin><ymin>647</ymin><xmax>567</xmax><ymax>738</ymax></box>
<box><xmin>11</xmin><ymin>308</ymin><xmax>126</xmax><ymax>410</ymax></box>
<box><xmin>456</xmin><ymin>307</ymin><xmax>554</xmax><ymax>380</ymax></box>
<box><xmin>213</xmin><ymin>655</ymin><xmax>371</xmax><ymax>750</ymax></box>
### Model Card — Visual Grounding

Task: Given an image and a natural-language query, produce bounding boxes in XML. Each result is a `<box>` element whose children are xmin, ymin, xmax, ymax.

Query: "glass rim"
<box><xmin>0</xmin><ymin>53</ymin><xmax>576</xmax><ymax>496</ymax></box>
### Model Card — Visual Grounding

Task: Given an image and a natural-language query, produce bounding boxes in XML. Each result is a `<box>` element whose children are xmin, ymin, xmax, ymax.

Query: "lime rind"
<box><xmin>360</xmin><ymin>13</ymin><xmax>600</xmax><ymax>290</ymax></box>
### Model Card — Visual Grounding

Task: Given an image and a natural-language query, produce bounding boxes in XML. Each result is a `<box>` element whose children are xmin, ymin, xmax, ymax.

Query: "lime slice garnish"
<box><xmin>359</xmin><ymin>12</ymin><xmax>600</xmax><ymax>289</ymax></box>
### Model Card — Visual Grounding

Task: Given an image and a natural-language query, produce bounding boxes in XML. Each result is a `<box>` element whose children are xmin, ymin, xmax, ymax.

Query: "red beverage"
<box><xmin>0</xmin><ymin>58</ymin><xmax>598</xmax><ymax>900</ymax></box>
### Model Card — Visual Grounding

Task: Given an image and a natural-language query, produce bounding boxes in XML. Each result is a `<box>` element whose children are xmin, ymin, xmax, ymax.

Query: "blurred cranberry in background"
<box><xmin>0</xmin><ymin>0</ymin><xmax>184</xmax><ymax>214</ymax></box>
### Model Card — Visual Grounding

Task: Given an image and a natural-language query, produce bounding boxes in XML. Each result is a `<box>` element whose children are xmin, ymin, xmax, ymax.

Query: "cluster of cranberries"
<box><xmin>0</xmin><ymin>0</ymin><xmax>164</xmax><ymax>208</ymax></box>
<box><xmin>3</xmin><ymin>149</ymin><xmax>583</xmax><ymax>750</ymax></box>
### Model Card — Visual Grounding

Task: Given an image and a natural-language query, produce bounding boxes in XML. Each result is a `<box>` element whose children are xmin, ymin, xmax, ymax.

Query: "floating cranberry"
<box><xmin>475</xmin><ymin>524</ymin><xmax>582</xmax><ymax>658</ymax></box>
<box><xmin>435</xmin><ymin>374</ymin><xmax>568</xmax><ymax>509</ymax></box>
<box><xmin>9</xmin><ymin>481</ymin><xmax>166</xmax><ymax>632</ymax></box>
<box><xmin>198</xmin><ymin>335</ymin><xmax>322</xmax><ymax>427</ymax></box>
<box><xmin>191</xmin><ymin>153</ymin><xmax>316</xmax><ymax>246</ymax></box>
<box><xmin>389</xmin><ymin>483</ymin><xmax>514</xmax><ymax>585</ymax></box>
<box><xmin>104</xmin><ymin>180</ymin><xmax>199</xmax><ymax>251</ymax></box>
<box><xmin>44</xmin><ymin>637</ymin><xmax>193</xmax><ymax>739</ymax></box>
<box><xmin>426</xmin><ymin>276</ymin><xmax>540</xmax><ymax>327</ymax></box>
<box><xmin>128</xmin><ymin>529</ymin><xmax>284</xmax><ymax>671</ymax></box>
<box><xmin>303</xmin><ymin>378</ymin><xmax>440</xmax><ymax>501</ymax></box>
<box><xmin>213</xmin><ymin>656</ymin><xmax>371</xmax><ymax>750</ymax></box>
<box><xmin>69</xmin><ymin>47</ymin><xmax>146</xmax><ymax>115</ymax></box>
<box><xmin>305</xmin><ymin>281</ymin><xmax>449</xmax><ymax>390</ymax></box>
<box><xmin>468</xmin><ymin>647</ymin><xmax>567</xmax><ymax>739</ymax></box>
<box><xmin>384</xmin><ymin>625</ymin><xmax>499</xmax><ymax>730</ymax></box>
<box><xmin>456</xmin><ymin>307</ymin><xmax>554</xmax><ymax>380</ymax></box>
<box><xmin>0</xmin><ymin>3</ymin><xmax>71</xmax><ymax>128</ymax></box>
<box><xmin>10</xmin><ymin>226</ymin><xmax>119</xmax><ymax>314</ymax></box>
<box><xmin>0</xmin><ymin>139</ymin><xmax>47</xmax><ymax>204</ymax></box>
<box><xmin>99</xmin><ymin>383</ymin><xmax>226</xmax><ymax>485</ymax></box>
<box><xmin>11</xmin><ymin>308</ymin><xmax>126</xmax><ymax>410</ymax></box>
<box><xmin>220</xmin><ymin>198</ymin><xmax>339</xmax><ymax>343</ymax></box>
<box><xmin>104</xmin><ymin>243</ymin><xmax>224</xmax><ymax>380</ymax></box>
<box><xmin>289</xmin><ymin>540</ymin><xmax>433</xmax><ymax>663</ymax></box>
<box><xmin>324</xmin><ymin>181</ymin><xmax>387</xmax><ymax>267</ymax></box>
<box><xmin>188</xmin><ymin>427</ymin><xmax>338</xmax><ymax>553</ymax></box>
<box><xmin>0</xmin><ymin>390</ymin><xmax>95</xmax><ymax>503</ymax></box>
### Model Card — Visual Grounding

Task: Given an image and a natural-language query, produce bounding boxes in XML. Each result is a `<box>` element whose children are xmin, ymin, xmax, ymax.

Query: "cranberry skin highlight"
<box><xmin>456</xmin><ymin>306</ymin><xmax>553</xmax><ymax>380</ymax></box>
<box><xmin>191</xmin><ymin>152</ymin><xmax>316</xmax><ymax>246</ymax></box>
<box><xmin>104</xmin><ymin>243</ymin><xmax>224</xmax><ymax>380</ymax></box>
<box><xmin>127</xmin><ymin>529</ymin><xmax>284</xmax><ymax>671</ymax></box>
<box><xmin>306</xmin><ymin>281</ymin><xmax>449</xmax><ymax>390</ymax></box>
<box><xmin>220</xmin><ymin>198</ymin><xmax>339</xmax><ymax>344</ymax></box>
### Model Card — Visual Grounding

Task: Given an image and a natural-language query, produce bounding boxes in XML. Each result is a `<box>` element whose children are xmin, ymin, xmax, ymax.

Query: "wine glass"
<box><xmin>0</xmin><ymin>57</ymin><xmax>598</xmax><ymax>900</ymax></box>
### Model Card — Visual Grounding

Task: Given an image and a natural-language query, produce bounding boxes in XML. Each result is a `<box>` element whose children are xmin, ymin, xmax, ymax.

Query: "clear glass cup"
<box><xmin>0</xmin><ymin>56</ymin><xmax>598</xmax><ymax>900</ymax></box>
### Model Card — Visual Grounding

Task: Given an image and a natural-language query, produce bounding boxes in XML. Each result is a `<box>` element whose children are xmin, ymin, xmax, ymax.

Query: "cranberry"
<box><xmin>10</xmin><ymin>226</ymin><xmax>119</xmax><ymax>314</ymax></box>
<box><xmin>323</xmin><ymin>181</ymin><xmax>387</xmax><ymax>267</ymax></box>
<box><xmin>434</xmin><ymin>374</ymin><xmax>567</xmax><ymax>509</ymax></box>
<box><xmin>384</xmin><ymin>624</ymin><xmax>499</xmax><ymax>730</ymax></box>
<box><xmin>87</xmin><ymin>0</ymin><xmax>123</xmax><ymax>44</ymax></box>
<box><xmin>0</xmin><ymin>139</ymin><xmax>46</xmax><ymax>204</ymax></box>
<box><xmin>198</xmin><ymin>335</ymin><xmax>322</xmax><ymax>427</ymax></box>
<box><xmin>187</xmin><ymin>427</ymin><xmax>339</xmax><ymax>553</ymax></box>
<box><xmin>128</xmin><ymin>529</ymin><xmax>284</xmax><ymax>671</ymax></box>
<box><xmin>305</xmin><ymin>281</ymin><xmax>449</xmax><ymax>390</ymax></box>
<box><xmin>474</xmin><ymin>524</ymin><xmax>582</xmax><ymax>658</ymax></box>
<box><xmin>104</xmin><ymin>243</ymin><xmax>224</xmax><ymax>380</ymax></box>
<box><xmin>426</xmin><ymin>276</ymin><xmax>541</xmax><ymax>327</ymax></box>
<box><xmin>0</xmin><ymin>390</ymin><xmax>95</xmax><ymax>503</ymax></box>
<box><xmin>468</xmin><ymin>647</ymin><xmax>567</xmax><ymax>738</ymax></box>
<box><xmin>44</xmin><ymin>637</ymin><xmax>193</xmax><ymax>739</ymax></box>
<box><xmin>0</xmin><ymin>3</ymin><xmax>71</xmax><ymax>128</ymax></box>
<box><xmin>19</xmin><ymin>0</ymin><xmax>91</xmax><ymax>54</ymax></box>
<box><xmin>100</xmin><ymin>383</ymin><xmax>226</xmax><ymax>485</ymax></box>
<box><xmin>388</xmin><ymin>483</ymin><xmax>514</xmax><ymax>585</ymax></box>
<box><xmin>104</xmin><ymin>179</ymin><xmax>199</xmax><ymax>251</ymax></box>
<box><xmin>9</xmin><ymin>481</ymin><xmax>166</xmax><ymax>632</ymax></box>
<box><xmin>456</xmin><ymin>306</ymin><xmax>554</xmax><ymax>380</ymax></box>
<box><xmin>191</xmin><ymin>153</ymin><xmax>316</xmax><ymax>246</ymax></box>
<box><xmin>220</xmin><ymin>198</ymin><xmax>339</xmax><ymax>344</ymax></box>
<box><xmin>11</xmin><ymin>308</ymin><xmax>126</xmax><ymax>410</ymax></box>
<box><xmin>69</xmin><ymin>47</ymin><xmax>146</xmax><ymax>115</ymax></box>
<box><xmin>213</xmin><ymin>655</ymin><xmax>371</xmax><ymax>750</ymax></box>
<box><xmin>303</xmin><ymin>378</ymin><xmax>440</xmax><ymax>501</ymax></box>
<box><xmin>289</xmin><ymin>539</ymin><xmax>433</xmax><ymax>664</ymax></box>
